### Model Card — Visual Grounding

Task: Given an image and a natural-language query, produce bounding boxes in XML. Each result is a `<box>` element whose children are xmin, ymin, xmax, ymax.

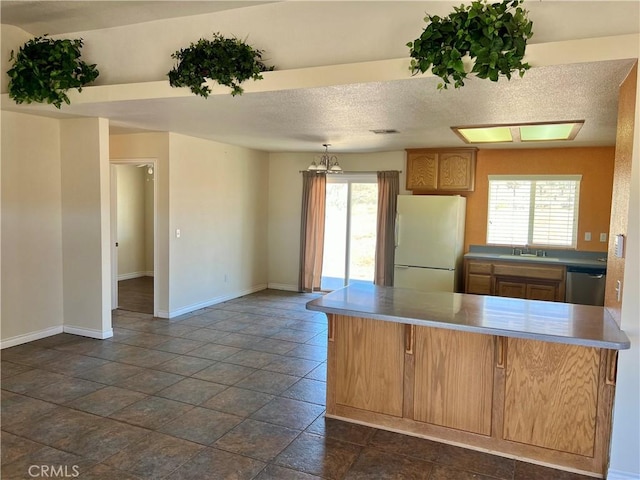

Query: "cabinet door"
<box><xmin>413</xmin><ymin>327</ymin><xmax>494</xmax><ymax>435</ymax></box>
<box><xmin>526</xmin><ymin>283</ymin><xmax>557</xmax><ymax>301</ymax></box>
<box><xmin>496</xmin><ymin>279</ymin><xmax>527</xmax><ymax>298</ymax></box>
<box><xmin>503</xmin><ymin>338</ymin><xmax>600</xmax><ymax>456</ymax></box>
<box><xmin>406</xmin><ymin>152</ymin><xmax>438</xmax><ymax>190</ymax></box>
<box><xmin>334</xmin><ymin>316</ymin><xmax>405</xmax><ymax>417</ymax></box>
<box><xmin>438</xmin><ymin>151</ymin><xmax>475</xmax><ymax>191</ymax></box>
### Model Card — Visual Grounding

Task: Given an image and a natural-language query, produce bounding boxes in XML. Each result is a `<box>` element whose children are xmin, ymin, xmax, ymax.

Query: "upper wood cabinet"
<box><xmin>406</xmin><ymin>148</ymin><xmax>477</xmax><ymax>192</ymax></box>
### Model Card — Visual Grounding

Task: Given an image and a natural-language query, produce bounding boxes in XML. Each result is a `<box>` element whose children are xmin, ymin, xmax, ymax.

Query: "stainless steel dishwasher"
<box><xmin>565</xmin><ymin>265</ymin><xmax>606</xmax><ymax>306</ymax></box>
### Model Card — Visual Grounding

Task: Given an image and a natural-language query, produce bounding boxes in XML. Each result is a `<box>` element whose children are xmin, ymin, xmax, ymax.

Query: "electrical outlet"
<box><xmin>584</xmin><ymin>232</ymin><xmax>592</xmax><ymax>241</ymax></box>
<box><xmin>600</xmin><ymin>233</ymin><xmax>607</xmax><ymax>242</ymax></box>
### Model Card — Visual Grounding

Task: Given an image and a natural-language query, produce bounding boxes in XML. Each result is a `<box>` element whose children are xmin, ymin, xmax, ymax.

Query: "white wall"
<box><xmin>168</xmin><ymin>133</ymin><xmax>269</xmax><ymax>316</ymax></box>
<box><xmin>608</xmin><ymin>72</ymin><xmax>640</xmax><ymax>480</ymax></box>
<box><xmin>60</xmin><ymin>117</ymin><xmax>112</xmax><ymax>338</ymax></box>
<box><xmin>267</xmin><ymin>151</ymin><xmax>407</xmax><ymax>290</ymax></box>
<box><xmin>0</xmin><ymin>111</ymin><xmax>64</xmax><ymax>346</ymax></box>
<box><xmin>116</xmin><ymin>165</ymin><xmax>147</xmax><ymax>278</ymax></box>
<box><xmin>110</xmin><ymin>132</ymin><xmax>169</xmax><ymax>314</ymax></box>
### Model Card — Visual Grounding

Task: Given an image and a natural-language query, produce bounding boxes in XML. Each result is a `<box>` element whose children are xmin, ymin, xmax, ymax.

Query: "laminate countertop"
<box><xmin>306</xmin><ymin>283</ymin><xmax>630</xmax><ymax>350</ymax></box>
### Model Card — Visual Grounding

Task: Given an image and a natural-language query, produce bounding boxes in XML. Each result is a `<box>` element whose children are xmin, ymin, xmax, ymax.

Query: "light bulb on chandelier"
<box><xmin>307</xmin><ymin>144</ymin><xmax>342</xmax><ymax>173</ymax></box>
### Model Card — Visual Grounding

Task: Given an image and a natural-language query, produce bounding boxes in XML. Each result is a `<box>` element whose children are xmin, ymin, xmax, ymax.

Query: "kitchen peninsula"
<box><xmin>306</xmin><ymin>284</ymin><xmax>630</xmax><ymax>477</ymax></box>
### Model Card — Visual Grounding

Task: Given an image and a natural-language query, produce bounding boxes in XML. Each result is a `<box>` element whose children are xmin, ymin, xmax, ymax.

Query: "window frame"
<box><xmin>486</xmin><ymin>174</ymin><xmax>582</xmax><ymax>248</ymax></box>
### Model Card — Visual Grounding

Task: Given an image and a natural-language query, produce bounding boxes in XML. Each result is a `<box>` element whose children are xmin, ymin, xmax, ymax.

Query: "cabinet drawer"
<box><xmin>493</xmin><ymin>263</ymin><xmax>565</xmax><ymax>281</ymax></box>
<box><xmin>468</xmin><ymin>262</ymin><xmax>492</xmax><ymax>274</ymax></box>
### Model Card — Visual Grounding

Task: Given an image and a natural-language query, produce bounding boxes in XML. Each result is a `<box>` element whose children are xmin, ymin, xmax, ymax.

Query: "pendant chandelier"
<box><xmin>307</xmin><ymin>144</ymin><xmax>343</xmax><ymax>173</ymax></box>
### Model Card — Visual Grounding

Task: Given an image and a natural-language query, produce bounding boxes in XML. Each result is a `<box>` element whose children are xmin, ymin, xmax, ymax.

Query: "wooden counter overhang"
<box><xmin>306</xmin><ymin>283</ymin><xmax>630</xmax><ymax>350</ymax></box>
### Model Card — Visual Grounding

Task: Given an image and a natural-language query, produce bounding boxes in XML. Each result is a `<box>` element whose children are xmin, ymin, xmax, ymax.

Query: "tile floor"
<box><xmin>2</xmin><ymin>289</ymin><xmax>595</xmax><ymax>479</ymax></box>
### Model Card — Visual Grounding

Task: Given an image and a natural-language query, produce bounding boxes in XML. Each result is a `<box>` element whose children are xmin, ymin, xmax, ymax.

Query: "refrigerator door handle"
<box><xmin>395</xmin><ymin>214</ymin><xmax>400</xmax><ymax>247</ymax></box>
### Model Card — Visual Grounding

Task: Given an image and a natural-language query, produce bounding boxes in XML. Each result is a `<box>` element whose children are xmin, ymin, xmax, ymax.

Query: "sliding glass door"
<box><xmin>321</xmin><ymin>174</ymin><xmax>378</xmax><ymax>290</ymax></box>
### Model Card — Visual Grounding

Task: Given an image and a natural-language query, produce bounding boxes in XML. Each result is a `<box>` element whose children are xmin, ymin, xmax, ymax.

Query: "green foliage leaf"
<box><xmin>7</xmin><ymin>35</ymin><xmax>99</xmax><ymax>108</ymax></box>
<box><xmin>167</xmin><ymin>32</ymin><xmax>275</xmax><ymax>98</ymax></box>
<box><xmin>407</xmin><ymin>0</ymin><xmax>533</xmax><ymax>89</ymax></box>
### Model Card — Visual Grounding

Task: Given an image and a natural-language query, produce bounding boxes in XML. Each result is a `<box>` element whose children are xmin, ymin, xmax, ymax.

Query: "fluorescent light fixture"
<box><xmin>452</xmin><ymin>121</ymin><xmax>584</xmax><ymax>144</ymax></box>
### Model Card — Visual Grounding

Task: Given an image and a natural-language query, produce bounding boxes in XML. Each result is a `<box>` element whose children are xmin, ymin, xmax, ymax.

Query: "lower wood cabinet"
<box><xmin>327</xmin><ymin>314</ymin><xmax>617</xmax><ymax>477</ymax></box>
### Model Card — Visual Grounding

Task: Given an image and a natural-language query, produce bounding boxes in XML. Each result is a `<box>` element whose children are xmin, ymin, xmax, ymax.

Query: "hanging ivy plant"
<box><xmin>7</xmin><ymin>35</ymin><xmax>99</xmax><ymax>108</ymax></box>
<box><xmin>407</xmin><ymin>0</ymin><xmax>533</xmax><ymax>89</ymax></box>
<box><xmin>168</xmin><ymin>33</ymin><xmax>274</xmax><ymax>97</ymax></box>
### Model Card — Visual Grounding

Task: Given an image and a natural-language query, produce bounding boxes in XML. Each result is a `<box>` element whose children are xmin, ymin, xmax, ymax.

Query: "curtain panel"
<box><xmin>298</xmin><ymin>172</ymin><xmax>327</xmax><ymax>292</ymax></box>
<box><xmin>374</xmin><ymin>171</ymin><xmax>399</xmax><ymax>286</ymax></box>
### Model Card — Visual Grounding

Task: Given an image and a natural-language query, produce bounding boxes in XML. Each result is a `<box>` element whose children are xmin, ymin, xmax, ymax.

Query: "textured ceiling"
<box><xmin>1</xmin><ymin>1</ymin><xmax>639</xmax><ymax>152</ymax></box>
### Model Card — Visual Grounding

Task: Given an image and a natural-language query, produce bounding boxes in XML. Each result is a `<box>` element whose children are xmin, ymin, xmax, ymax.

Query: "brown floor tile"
<box><xmin>270</xmin><ymin>328</ymin><xmax>319</xmax><ymax>343</ymax></box>
<box><xmin>275</xmin><ymin>432</ymin><xmax>361</xmax><ymax>479</ymax></box>
<box><xmin>159</xmin><ymin>406</ymin><xmax>244</xmax><ymax>445</ymax></box>
<box><xmin>254</xmin><ymin>464</ymin><xmax>323</xmax><ymax>480</ymax></box>
<box><xmin>285</xmin><ymin>344</ymin><xmax>328</xmax><ymax>362</ymax></box>
<box><xmin>214</xmin><ymin>419</ymin><xmax>299</xmax><ymax>461</ymax></box>
<box><xmin>115</xmin><ymin>369</ymin><xmax>184</xmax><ymax>394</ymax></box>
<box><xmin>65</xmin><ymin>386</ymin><xmax>147</xmax><ymax>416</ymax></box>
<box><xmin>367</xmin><ymin>430</ymin><xmax>441</xmax><ymax>463</ymax></box>
<box><xmin>281</xmin><ymin>378</ymin><xmax>326</xmax><ymax>405</ymax></box>
<box><xmin>208</xmin><ymin>318</ymin><xmax>252</xmax><ymax>332</ymax></box>
<box><xmin>305</xmin><ymin>332</ymin><xmax>329</xmax><ymax>347</ymax></box>
<box><xmin>263</xmin><ymin>356</ymin><xmax>321</xmax><ymax>377</ymax></box>
<box><xmin>0</xmin><ymin>361</ymin><xmax>33</xmax><ymax>379</ymax></box>
<box><xmin>235</xmin><ymin>370</ymin><xmax>300</xmax><ymax>395</ymax></box>
<box><xmin>116</xmin><ymin>332</ymin><xmax>170</xmax><ymax>349</ymax></box>
<box><xmin>344</xmin><ymin>447</ymin><xmax>434</xmax><ymax>479</ymax></box>
<box><xmin>224</xmin><ymin>349</ymin><xmax>281</xmax><ymax>368</ymax></box>
<box><xmin>198</xmin><ymin>309</ymin><xmax>242</xmax><ymax>322</ymax></box>
<box><xmin>79</xmin><ymin>463</ymin><xmax>144</xmax><ymax>480</ymax></box>
<box><xmin>75</xmin><ymin>362</ymin><xmax>145</xmax><ymax>384</ymax></box>
<box><xmin>216</xmin><ymin>332</ymin><xmax>263</xmax><ymax>349</ymax></box>
<box><xmin>186</xmin><ymin>343</ymin><xmax>242</xmax><ymax>361</ymax></box>
<box><xmin>169</xmin><ymin>447</ymin><xmax>266</xmax><ymax>480</ymax></box>
<box><xmin>154</xmin><ymin>355</ymin><xmax>216</xmax><ymax>376</ymax></box>
<box><xmin>1</xmin><ymin>432</ymin><xmax>43</xmax><ymax>465</ymax></box>
<box><xmin>306</xmin><ymin>417</ymin><xmax>375</xmax><ymax>446</ymax></box>
<box><xmin>109</xmin><ymin>396</ymin><xmax>194</xmax><ymax>430</ymax></box>
<box><xmin>250</xmin><ymin>337</ymin><xmax>300</xmax><ymax>355</ymax></box>
<box><xmin>45</xmin><ymin>354</ymin><xmax>111</xmax><ymax>376</ymax></box>
<box><xmin>113</xmin><ymin>347</ymin><xmax>178</xmax><ymax>368</ymax></box>
<box><xmin>305</xmin><ymin>363</ymin><xmax>327</xmax><ymax>382</ymax></box>
<box><xmin>180</xmin><ymin>328</ymin><xmax>232</xmax><ymax>343</ymax></box>
<box><xmin>28</xmin><ymin>377</ymin><xmax>105</xmax><ymax>404</ymax></box>
<box><xmin>435</xmin><ymin>443</ymin><xmax>515</xmax><ymax>479</ymax></box>
<box><xmin>1</xmin><ymin>445</ymin><xmax>96</xmax><ymax>480</ymax></box>
<box><xmin>429</xmin><ymin>463</ymin><xmax>498</xmax><ymax>480</ymax></box>
<box><xmin>156</xmin><ymin>377</ymin><xmax>227</xmax><ymax>405</ymax></box>
<box><xmin>1</xmin><ymin>391</ymin><xmax>58</xmax><ymax>430</ymax></box>
<box><xmin>238</xmin><ymin>323</ymin><xmax>284</xmax><ymax>337</ymax></box>
<box><xmin>1</xmin><ymin>368</ymin><xmax>67</xmax><ymax>394</ymax></box>
<box><xmin>103</xmin><ymin>431</ymin><xmax>203</xmax><ymax>479</ymax></box>
<box><xmin>202</xmin><ymin>386</ymin><xmax>275</xmax><ymax>417</ymax></box>
<box><xmin>192</xmin><ymin>361</ymin><xmax>256</xmax><ymax>385</ymax></box>
<box><xmin>251</xmin><ymin>397</ymin><xmax>324</xmax><ymax>430</ymax></box>
<box><xmin>154</xmin><ymin>337</ymin><xmax>207</xmax><ymax>355</ymax></box>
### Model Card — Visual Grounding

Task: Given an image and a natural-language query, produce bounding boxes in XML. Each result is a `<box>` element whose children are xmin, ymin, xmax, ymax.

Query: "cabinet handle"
<box><xmin>405</xmin><ymin>324</ymin><xmax>415</xmax><ymax>354</ymax></box>
<box><xmin>328</xmin><ymin>315</ymin><xmax>335</xmax><ymax>342</ymax></box>
<box><xmin>606</xmin><ymin>349</ymin><xmax>618</xmax><ymax>385</ymax></box>
<box><xmin>496</xmin><ymin>336</ymin><xmax>506</xmax><ymax>369</ymax></box>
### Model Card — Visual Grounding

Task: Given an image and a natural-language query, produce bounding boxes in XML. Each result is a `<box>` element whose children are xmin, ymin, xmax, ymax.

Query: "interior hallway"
<box><xmin>118</xmin><ymin>276</ymin><xmax>153</xmax><ymax>314</ymax></box>
<box><xmin>2</xmin><ymin>290</ymin><xmax>594</xmax><ymax>479</ymax></box>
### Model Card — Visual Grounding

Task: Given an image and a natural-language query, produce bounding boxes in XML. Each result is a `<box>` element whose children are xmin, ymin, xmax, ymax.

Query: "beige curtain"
<box><xmin>299</xmin><ymin>172</ymin><xmax>327</xmax><ymax>292</ymax></box>
<box><xmin>374</xmin><ymin>171</ymin><xmax>400</xmax><ymax>286</ymax></box>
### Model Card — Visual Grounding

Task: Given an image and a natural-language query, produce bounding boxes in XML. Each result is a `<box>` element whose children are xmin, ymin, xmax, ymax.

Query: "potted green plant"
<box><xmin>7</xmin><ymin>35</ymin><xmax>99</xmax><ymax>108</ymax></box>
<box><xmin>168</xmin><ymin>33</ymin><xmax>274</xmax><ymax>97</ymax></box>
<box><xmin>407</xmin><ymin>0</ymin><xmax>533</xmax><ymax>89</ymax></box>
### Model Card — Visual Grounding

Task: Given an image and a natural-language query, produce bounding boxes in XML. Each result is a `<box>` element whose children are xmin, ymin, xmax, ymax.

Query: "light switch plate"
<box><xmin>600</xmin><ymin>233</ymin><xmax>607</xmax><ymax>242</ymax></box>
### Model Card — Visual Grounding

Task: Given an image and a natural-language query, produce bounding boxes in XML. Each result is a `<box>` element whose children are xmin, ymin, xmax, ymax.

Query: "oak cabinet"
<box><xmin>333</xmin><ymin>315</ymin><xmax>405</xmax><ymax>417</ymax></box>
<box><xmin>465</xmin><ymin>259</ymin><xmax>566</xmax><ymax>301</ymax></box>
<box><xmin>413</xmin><ymin>327</ymin><xmax>494</xmax><ymax>435</ymax></box>
<box><xmin>406</xmin><ymin>148</ymin><xmax>477</xmax><ymax>192</ymax></box>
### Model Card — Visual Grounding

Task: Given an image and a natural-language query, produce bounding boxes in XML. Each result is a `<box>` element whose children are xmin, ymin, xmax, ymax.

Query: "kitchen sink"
<box><xmin>498</xmin><ymin>254</ymin><xmax>560</xmax><ymax>261</ymax></box>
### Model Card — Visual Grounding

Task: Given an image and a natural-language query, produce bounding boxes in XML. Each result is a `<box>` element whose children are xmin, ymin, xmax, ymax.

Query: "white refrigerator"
<box><xmin>393</xmin><ymin>195</ymin><xmax>466</xmax><ymax>292</ymax></box>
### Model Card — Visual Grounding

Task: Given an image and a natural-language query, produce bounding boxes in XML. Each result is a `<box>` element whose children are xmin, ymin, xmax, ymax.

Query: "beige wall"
<box><xmin>168</xmin><ymin>133</ymin><xmax>269</xmax><ymax>315</ymax></box>
<box><xmin>116</xmin><ymin>165</ymin><xmax>147</xmax><ymax>278</ymax></box>
<box><xmin>60</xmin><ymin>117</ymin><xmax>112</xmax><ymax>338</ymax></box>
<box><xmin>1</xmin><ymin>111</ymin><xmax>64</xmax><ymax>346</ymax></box>
<box><xmin>267</xmin><ymin>151</ymin><xmax>406</xmax><ymax>290</ymax></box>
<box><xmin>145</xmin><ymin>168</ymin><xmax>155</xmax><ymax>274</ymax></box>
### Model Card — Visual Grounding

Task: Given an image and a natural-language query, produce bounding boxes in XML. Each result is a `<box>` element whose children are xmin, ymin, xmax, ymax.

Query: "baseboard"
<box><xmin>0</xmin><ymin>325</ymin><xmax>64</xmax><ymax>349</ymax></box>
<box><xmin>117</xmin><ymin>271</ymin><xmax>147</xmax><ymax>281</ymax></box>
<box><xmin>167</xmin><ymin>284</ymin><xmax>268</xmax><ymax>319</ymax></box>
<box><xmin>607</xmin><ymin>469</ymin><xmax>640</xmax><ymax>480</ymax></box>
<box><xmin>267</xmin><ymin>282</ymin><xmax>299</xmax><ymax>292</ymax></box>
<box><xmin>63</xmin><ymin>325</ymin><xmax>113</xmax><ymax>340</ymax></box>
<box><xmin>145</xmin><ymin>271</ymin><xmax>154</xmax><ymax>277</ymax></box>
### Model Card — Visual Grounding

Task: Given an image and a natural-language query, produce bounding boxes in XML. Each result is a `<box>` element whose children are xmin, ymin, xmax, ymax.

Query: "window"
<box><xmin>487</xmin><ymin>175</ymin><xmax>581</xmax><ymax>247</ymax></box>
<box><xmin>321</xmin><ymin>174</ymin><xmax>378</xmax><ymax>290</ymax></box>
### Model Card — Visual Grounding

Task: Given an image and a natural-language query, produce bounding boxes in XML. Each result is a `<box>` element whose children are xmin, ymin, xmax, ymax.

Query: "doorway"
<box><xmin>321</xmin><ymin>174</ymin><xmax>378</xmax><ymax>290</ymax></box>
<box><xmin>110</xmin><ymin>160</ymin><xmax>157</xmax><ymax>315</ymax></box>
